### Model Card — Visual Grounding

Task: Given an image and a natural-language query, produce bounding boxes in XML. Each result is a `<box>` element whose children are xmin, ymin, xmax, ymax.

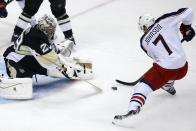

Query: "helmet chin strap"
<box><xmin>143</xmin><ymin>25</ymin><xmax>148</xmax><ymax>32</ymax></box>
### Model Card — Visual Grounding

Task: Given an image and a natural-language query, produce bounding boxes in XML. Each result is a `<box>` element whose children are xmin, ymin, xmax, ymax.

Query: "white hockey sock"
<box><xmin>57</xmin><ymin>15</ymin><xmax>72</xmax><ymax>37</ymax></box>
<box><xmin>128</xmin><ymin>82</ymin><xmax>153</xmax><ymax>111</ymax></box>
<box><xmin>17</xmin><ymin>1</ymin><xmax>37</xmax><ymax>26</ymax></box>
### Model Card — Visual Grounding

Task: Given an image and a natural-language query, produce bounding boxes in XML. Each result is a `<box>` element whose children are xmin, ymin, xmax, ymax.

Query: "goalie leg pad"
<box><xmin>75</xmin><ymin>59</ymin><xmax>93</xmax><ymax>80</ymax></box>
<box><xmin>74</xmin><ymin>58</ymin><xmax>92</xmax><ymax>69</ymax></box>
<box><xmin>0</xmin><ymin>77</ymin><xmax>33</xmax><ymax>99</ymax></box>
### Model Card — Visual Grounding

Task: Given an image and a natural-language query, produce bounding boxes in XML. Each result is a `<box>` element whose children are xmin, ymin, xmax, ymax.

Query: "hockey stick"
<box><xmin>115</xmin><ymin>76</ymin><xmax>143</xmax><ymax>86</ymax></box>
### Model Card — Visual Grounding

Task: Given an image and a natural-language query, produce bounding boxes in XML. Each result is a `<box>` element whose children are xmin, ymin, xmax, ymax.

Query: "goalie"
<box><xmin>0</xmin><ymin>14</ymin><xmax>93</xmax><ymax>99</ymax></box>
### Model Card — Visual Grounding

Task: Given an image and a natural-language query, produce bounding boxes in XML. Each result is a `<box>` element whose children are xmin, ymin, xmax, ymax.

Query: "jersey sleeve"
<box><xmin>155</xmin><ymin>8</ymin><xmax>194</xmax><ymax>27</ymax></box>
<box><xmin>176</xmin><ymin>8</ymin><xmax>193</xmax><ymax>25</ymax></box>
<box><xmin>168</xmin><ymin>8</ymin><xmax>194</xmax><ymax>26</ymax></box>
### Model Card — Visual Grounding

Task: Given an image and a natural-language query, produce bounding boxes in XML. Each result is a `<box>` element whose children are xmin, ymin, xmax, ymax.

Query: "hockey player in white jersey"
<box><xmin>0</xmin><ymin>14</ymin><xmax>93</xmax><ymax>99</ymax></box>
<box><xmin>113</xmin><ymin>8</ymin><xmax>195</xmax><ymax>123</ymax></box>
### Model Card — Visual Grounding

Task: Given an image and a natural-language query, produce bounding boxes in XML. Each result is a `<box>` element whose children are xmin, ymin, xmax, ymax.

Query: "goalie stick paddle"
<box><xmin>115</xmin><ymin>77</ymin><xmax>143</xmax><ymax>86</ymax></box>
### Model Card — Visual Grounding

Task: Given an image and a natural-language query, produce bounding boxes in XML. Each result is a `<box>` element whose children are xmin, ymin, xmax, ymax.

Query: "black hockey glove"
<box><xmin>0</xmin><ymin>0</ymin><xmax>7</xmax><ymax>18</ymax></box>
<box><xmin>180</xmin><ymin>23</ymin><xmax>195</xmax><ymax>42</ymax></box>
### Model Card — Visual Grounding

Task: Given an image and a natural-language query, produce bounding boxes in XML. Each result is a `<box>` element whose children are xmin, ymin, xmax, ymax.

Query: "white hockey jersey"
<box><xmin>140</xmin><ymin>8</ymin><xmax>193</xmax><ymax>69</ymax></box>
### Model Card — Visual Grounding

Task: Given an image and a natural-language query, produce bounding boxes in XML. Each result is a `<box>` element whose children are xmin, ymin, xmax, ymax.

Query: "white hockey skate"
<box><xmin>162</xmin><ymin>81</ymin><xmax>176</xmax><ymax>95</ymax></box>
<box><xmin>112</xmin><ymin>106</ymin><xmax>141</xmax><ymax>127</ymax></box>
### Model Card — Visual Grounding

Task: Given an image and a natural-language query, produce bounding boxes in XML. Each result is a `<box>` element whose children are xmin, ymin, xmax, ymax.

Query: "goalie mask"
<box><xmin>37</xmin><ymin>14</ymin><xmax>57</xmax><ymax>40</ymax></box>
<box><xmin>138</xmin><ymin>14</ymin><xmax>155</xmax><ymax>32</ymax></box>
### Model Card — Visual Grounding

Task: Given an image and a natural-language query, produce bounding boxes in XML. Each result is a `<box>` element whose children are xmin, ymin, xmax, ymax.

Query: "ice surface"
<box><xmin>0</xmin><ymin>0</ymin><xmax>196</xmax><ymax>131</ymax></box>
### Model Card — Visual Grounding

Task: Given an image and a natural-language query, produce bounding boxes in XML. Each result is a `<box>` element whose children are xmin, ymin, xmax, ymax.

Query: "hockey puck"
<box><xmin>112</xmin><ymin>86</ymin><xmax>118</xmax><ymax>90</ymax></box>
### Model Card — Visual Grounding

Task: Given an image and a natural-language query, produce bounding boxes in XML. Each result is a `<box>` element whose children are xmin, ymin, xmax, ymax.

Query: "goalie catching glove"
<box><xmin>58</xmin><ymin>55</ymin><xmax>93</xmax><ymax>80</ymax></box>
<box><xmin>180</xmin><ymin>23</ymin><xmax>195</xmax><ymax>42</ymax></box>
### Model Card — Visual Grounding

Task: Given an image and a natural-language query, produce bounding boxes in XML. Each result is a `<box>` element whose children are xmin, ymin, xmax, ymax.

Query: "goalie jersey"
<box><xmin>3</xmin><ymin>26</ymin><xmax>58</xmax><ymax>78</ymax></box>
<box><xmin>140</xmin><ymin>8</ymin><xmax>193</xmax><ymax>69</ymax></box>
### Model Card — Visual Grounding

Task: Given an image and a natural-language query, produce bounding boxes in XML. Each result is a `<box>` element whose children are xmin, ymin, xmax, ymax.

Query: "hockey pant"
<box><xmin>141</xmin><ymin>62</ymin><xmax>188</xmax><ymax>91</ymax></box>
<box><xmin>4</xmin><ymin>58</ymin><xmax>47</xmax><ymax>78</ymax></box>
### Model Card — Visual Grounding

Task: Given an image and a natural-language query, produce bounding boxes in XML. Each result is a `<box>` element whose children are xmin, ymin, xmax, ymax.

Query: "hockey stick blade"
<box><xmin>115</xmin><ymin>79</ymin><xmax>138</xmax><ymax>86</ymax></box>
<box><xmin>115</xmin><ymin>77</ymin><xmax>142</xmax><ymax>86</ymax></box>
